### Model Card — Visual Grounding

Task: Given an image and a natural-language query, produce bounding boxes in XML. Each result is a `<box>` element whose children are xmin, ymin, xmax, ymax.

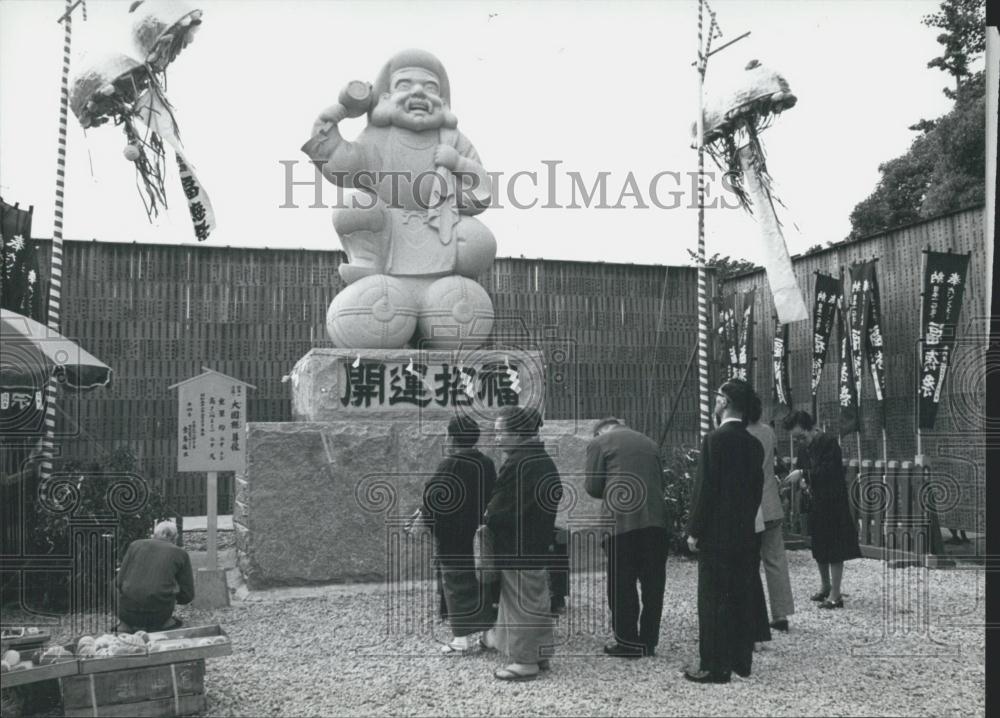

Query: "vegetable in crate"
<box><xmin>93</xmin><ymin>634</ymin><xmax>117</xmax><ymax>650</ymax></box>
<box><xmin>110</xmin><ymin>641</ymin><xmax>146</xmax><ymax>656</ymax></box>
<box><xmin>117</xmin><ymin>633</ymin><xmax>147</xmax><ymax>650</ymax></box>
<box><xmin>38</xmin><ymin>646</ymin><xmax>74</xmax><ymax>665</ymax></box>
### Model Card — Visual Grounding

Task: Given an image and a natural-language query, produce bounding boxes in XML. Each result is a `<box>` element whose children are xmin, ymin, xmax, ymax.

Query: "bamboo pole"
<box><xmin>692</xmin><ymin>0</ymin><xmax>745</xmax><ymax>437</ymax></box>
<box><xmin>696</xmin><ymin>0</ymin><xmax>711</xmax><ymax>438</ymax></box>
<box><xmin>40</xmin><ymin>0</ymin><xmax>83</xmax><ymax>481</ymax></box>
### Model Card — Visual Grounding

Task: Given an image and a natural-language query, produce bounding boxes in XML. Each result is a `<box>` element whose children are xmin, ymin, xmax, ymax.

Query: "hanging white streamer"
<box><xmin>737</xmin><ymin>146</ymin><xmax>808</xmax><ymax>325</ymax></box>
<box><xmin>135</xmin><ymin>89</ymin><xmax>216</xmax><ymax>241</ymax></box>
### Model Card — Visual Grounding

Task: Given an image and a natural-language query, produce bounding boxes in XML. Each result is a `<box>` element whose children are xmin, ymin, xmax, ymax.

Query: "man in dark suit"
<box><xmin>684</xmin><ymin>380</ymin><xmax>764</xmax><ymax>684</ymax></box>
<box><xmin>585</xmin><ymin>417</ymin><xmax>669</xmax><ymax>658</ymax></box>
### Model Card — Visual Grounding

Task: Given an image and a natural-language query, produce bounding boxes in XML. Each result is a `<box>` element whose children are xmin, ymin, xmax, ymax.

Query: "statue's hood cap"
<box><xmin>373</xmin><ymin>48</ymin><xmax>451</xmax><ymax>105</ymax></box>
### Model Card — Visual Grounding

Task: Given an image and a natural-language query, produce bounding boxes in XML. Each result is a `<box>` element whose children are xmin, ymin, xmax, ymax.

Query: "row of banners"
<box><xmin>1</xmin><ymin>198</ymin><xmax>40</xmax><ymax>318</ymax></box>
<box><xmin>715</xmin><ymin>250</ymin><xmax>971</xmax><ymax>433</ymax></box>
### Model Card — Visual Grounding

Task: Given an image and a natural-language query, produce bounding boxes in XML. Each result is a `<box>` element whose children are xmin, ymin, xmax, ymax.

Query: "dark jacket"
<box><xmin>585</xmin><ymin>426</ymin><xmax>667</xmax><ymax>535</ymax></box>
<box><xmin>422</xmin><ymin>447</ymin><xmax>497</xmax><ymax>561</ymax></box>
<box><xmin>116</xmin><ymin>538</ymin><xmax>195</xmax><ymax>613</ymax></box>
<box><xmin>486</xmin><ymin>439</ymin><xmax>562</xmax><ymax>569</ymax></box>
<box><xmin>686</xmin><ymin>421</ymin><xmax>764</xmax><ymax>556</ymax></box>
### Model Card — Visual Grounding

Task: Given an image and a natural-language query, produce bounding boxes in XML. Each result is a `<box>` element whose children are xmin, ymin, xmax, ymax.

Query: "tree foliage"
<box><xmin>662</xmin><ymin>446</ymin><xmax>699</xmax><ymax>557</ymax></box>
<box><xmin>685</xmin><ymin>249</ymin><xmax>759</xmax><ymax>278</ymax></box>
<box><xmin>23</xmin><ymin>447</ymin><xmax>173</xmax><ymax>610</ymax></box>
<box><xmin>923</xmin><ymin>0</ymin><xmax>987</xmax><ymax>99</ymax></box>
<box><xmin>847</xmin><ymin>0</ymin><xmax>985</xmax><ymax>239</ymax></box>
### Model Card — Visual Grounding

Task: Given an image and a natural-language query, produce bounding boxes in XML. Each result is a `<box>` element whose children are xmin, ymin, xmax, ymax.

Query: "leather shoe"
<box><xmin>818</xmin><ymin>598</ymin><xmax>844</xmax><ymax>609</ymax></box>
<box><xmin>603</xmin><ymin>641</ymin><xmax>643</xmax><ymax>659</ymax></box>
<box><xmin>769</xmin><ymin>619</ymin><xmax>789</xmax><ymax>632</ymax></box>
<box><xmin>684</xmin><ymin>668</ymin><xmax>730</xmax><ymax>684</ymax></box>
<box><xmin>810</xmin><ymin>590</ymin><xmax>831</xmax><ymax>602</ymax></box>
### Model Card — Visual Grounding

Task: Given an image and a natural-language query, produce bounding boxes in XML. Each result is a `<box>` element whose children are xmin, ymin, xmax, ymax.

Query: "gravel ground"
<box><xmin>9</xmin><ymin>550</ymin><xmax>985</xmax><ymax>717</ymax></box>
<box><xmin>181</xmin><ymin>530</ymin><xmax>237</xmax><ymax>552</ymax></box>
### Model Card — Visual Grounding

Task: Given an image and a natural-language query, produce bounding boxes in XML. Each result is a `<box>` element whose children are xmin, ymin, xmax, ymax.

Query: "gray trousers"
<box><xmin>494</xmin><ymin>569</ymin><xmax>555</xmax><ymax>664</ymax></box>
<box><xmin>760</xmin><ymin>519</ymin><xmax>795</xmax><ymax>620</ymax></box>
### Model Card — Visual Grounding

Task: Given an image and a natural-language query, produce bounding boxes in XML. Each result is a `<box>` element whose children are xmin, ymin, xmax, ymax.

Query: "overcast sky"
<box><xmin>0</xmin><ymin>0</ymin><xmax>961</xmax><ymax>267</ymax></box>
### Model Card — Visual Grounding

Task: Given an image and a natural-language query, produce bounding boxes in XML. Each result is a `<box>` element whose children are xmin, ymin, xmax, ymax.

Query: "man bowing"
<box><xmin>684</xmin><ymin>379</ymin><xmax>764</xmax><ymax>684</ymax></box>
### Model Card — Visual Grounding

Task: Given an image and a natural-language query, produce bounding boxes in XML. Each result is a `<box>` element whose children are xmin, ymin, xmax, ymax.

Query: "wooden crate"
<box><xmin>1</xmin><ymin>629</ymin><xmax>51</xmax><ymax>654</ymax></box>
<box><xmin>0</xmin><ymin>643</ymin><xmax>80</xmax><ymax>689</ymax></box>
<box><xmin>77</xmin><ymin>625</ymin><xmax>231</xmax><ymax>674</ymax></box>
<box><xmin>61</xmin><ymin>659</ymin><xmax>205</xmax><ymax>718</ymax></box>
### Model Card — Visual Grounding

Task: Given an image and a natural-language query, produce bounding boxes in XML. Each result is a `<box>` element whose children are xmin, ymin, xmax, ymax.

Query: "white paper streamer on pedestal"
<box><xmin>738</xmin><ymin>146</ymin><xmax>807</xmax><ymax>325</ymax></box>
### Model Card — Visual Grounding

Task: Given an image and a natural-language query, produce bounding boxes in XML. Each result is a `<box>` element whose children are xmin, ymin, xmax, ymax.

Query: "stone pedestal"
<box><xmin>191</xmin><ymin>567</ymin><xmax>230</xmax><ymax>609</ymax></box>
<box><xmin>235</xmin><ymin>419</ymin><xmax>605</xmax><ymax>588</ymax></box>
<box><xmin>288</xmin><ymin>348</ymin><xmax>546</xmax><ymax>423</ymax></box>
<box><xmin>236</xmin><ymin>346</ymin><xmax>609</xmax><ymax>587</ymax></box>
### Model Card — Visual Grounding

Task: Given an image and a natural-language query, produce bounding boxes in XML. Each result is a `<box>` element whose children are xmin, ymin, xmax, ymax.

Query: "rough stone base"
<box><xmin>235</xmin><ymin>419</ymin><xmax>609</xmax><ymax>588</ymax></box>
<box><xmin>289</xmin><ymin>348</ymin><xmax>546</xmax><ymax>422</ymax></box>
<box><xmin>191</xmin><ymin>567</ymin><xmax>231</xmax><ymax>609</ymax></box>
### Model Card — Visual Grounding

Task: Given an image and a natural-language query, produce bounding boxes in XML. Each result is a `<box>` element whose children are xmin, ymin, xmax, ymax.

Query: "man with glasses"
<box><xmin>684</xmin><ymin>380</ymin><xmax>765</xmax><ymax>684</ymax></box>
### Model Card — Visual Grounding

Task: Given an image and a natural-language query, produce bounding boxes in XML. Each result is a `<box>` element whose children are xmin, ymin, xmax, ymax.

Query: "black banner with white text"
<box><xmin>918</xmin><ymin>251</ymin><xmax>971</xmax><ymax>429</ymax></box>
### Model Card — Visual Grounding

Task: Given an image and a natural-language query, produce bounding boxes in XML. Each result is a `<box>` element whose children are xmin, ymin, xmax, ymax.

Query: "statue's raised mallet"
<box><xmin>339</xmin><ymin>80</ymin><xmax>373</xmax><ymax>118</ymax></box>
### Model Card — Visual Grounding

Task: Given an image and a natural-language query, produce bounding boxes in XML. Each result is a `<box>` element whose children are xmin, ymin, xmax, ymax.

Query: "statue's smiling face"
<box><xmin>379</xmin><ymin>67</ymin><xmax>446</xmax><ymax>131</ymax></box>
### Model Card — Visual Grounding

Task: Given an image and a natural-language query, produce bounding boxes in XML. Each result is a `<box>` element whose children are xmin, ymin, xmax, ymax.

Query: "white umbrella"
<box><xmin>1</xmin><ymin>309</ymin><xmax>112</xmax><ymax>390</ymax></box>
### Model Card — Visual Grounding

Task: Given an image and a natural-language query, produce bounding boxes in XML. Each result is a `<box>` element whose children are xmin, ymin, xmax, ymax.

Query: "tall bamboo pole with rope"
<box><xmin>694</xmin><ymin>0</ymin><xmax>746</xmax><ymax>436</ymax></box>
<box><xmin>39</xmin><ymin>0</ymin><xmax>86</xmax><ymax>481</ymax></box>
<box><xmin>695</xmin><ymin>0</ymin><xmax>712</xmax><ymax>438</ymax></box>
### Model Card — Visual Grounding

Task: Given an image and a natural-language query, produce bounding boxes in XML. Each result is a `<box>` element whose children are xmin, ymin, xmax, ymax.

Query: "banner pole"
<box><xmin>39</xmin><ymin>0</ymin><xmax>83</xmax><ymax>482</ymax></box>
<box><xmin>854</xmin><ymin>268</ymin><xmax>863</xmax><ymax>465</ymax></box>
<box><xmin>855</xmin><ymin>368</ymin><xmax>863</xmax><ymax>464</ymax></box>
<box><xmin>695</xmin><ymin>0</ymin><xmax>711</xmax><ymax>439</ymax></box>
<box><xmin>916</xmin><ymin>248</ymin><xmax>928</xmax><ymax>459</ymax></box>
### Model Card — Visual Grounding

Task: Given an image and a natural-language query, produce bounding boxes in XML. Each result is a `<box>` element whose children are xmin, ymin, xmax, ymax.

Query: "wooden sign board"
<box><xmin>169</xmin><ymin>368</ymin><xmax>255</xmax><ymax>473</ymax></box>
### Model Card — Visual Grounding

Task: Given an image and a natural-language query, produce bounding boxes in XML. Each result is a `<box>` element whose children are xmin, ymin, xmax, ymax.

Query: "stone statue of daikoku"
<box><xmin>302</xmin><ymin>49</ymin><xmax>497</xmax><ymax>349</ymax></box>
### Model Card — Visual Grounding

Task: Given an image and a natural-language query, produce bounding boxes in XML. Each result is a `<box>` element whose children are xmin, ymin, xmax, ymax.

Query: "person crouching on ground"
<box><xmin>116</xmin><ymin>520</ymin><xmax>194</xmax><ymax>632</ymax></box>
<box><xmin>481</xmin><ymin>407</ymin><xmax>563</xmax><ymax>681</ymax></box>
<box><xmin>421</xmin><ymin>416</ymin><xmax>499</xmax><ymax>655</ymax></box>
